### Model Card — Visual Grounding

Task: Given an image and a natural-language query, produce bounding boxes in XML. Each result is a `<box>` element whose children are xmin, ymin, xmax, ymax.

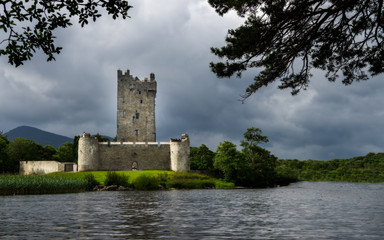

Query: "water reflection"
<box><xmin>1</xmin><ymin>182</ymin><xmax>384</xmax><ymax>239</ymax></box>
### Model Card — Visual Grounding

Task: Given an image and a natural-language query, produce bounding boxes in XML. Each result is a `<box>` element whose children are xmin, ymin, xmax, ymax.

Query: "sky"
<box><xmin>1</xmin><ymin>0</ymin><xmax>383</xmax><ymax>160</ymax></box>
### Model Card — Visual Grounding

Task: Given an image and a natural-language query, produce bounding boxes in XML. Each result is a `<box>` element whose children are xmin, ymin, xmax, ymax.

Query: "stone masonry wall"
<box><xmin>20</xmin><ymin>161</ymin><xmax>78</xmax><ymax>175</ymax></box>
<box><xmin>117</xmin><ymin>69</ymin><xmax>156</xmax><ymax>142</ymax></box>
<box><xmin>97</xmin><ymin>142</ymin><xmax>171</xmax><ymax>171</ymax></box>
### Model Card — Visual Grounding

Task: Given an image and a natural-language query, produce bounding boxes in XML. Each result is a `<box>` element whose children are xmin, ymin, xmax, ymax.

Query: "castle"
<box><xmin>77</xmin><ymin>69</ymin><xmax>190</xmax><ymax>172</ymax></box>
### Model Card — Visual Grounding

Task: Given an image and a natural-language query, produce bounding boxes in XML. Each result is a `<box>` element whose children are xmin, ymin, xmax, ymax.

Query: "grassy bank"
<box><xmin>0</xmin><ymin>171</ymin><xmax>234</xmax><ymax>195</ymax></box>
<box><xmin>50</xmin><ymin>170</ymin><xmax>234</xmax><ymax>189</ymax></box>
<box><xmin>0</xmin><ymin>175</ymin><xmax>89</xmax><ymax>195</ymax></box>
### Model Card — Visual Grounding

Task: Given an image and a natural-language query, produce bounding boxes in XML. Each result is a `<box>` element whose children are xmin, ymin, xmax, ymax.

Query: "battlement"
<box><xmin>117</xmin><ymin>69</ymin><xmax>156</xmax><ymax>83</ymax></box>
<box><xmin>170</xmin><ymin>134</ymin><xmax>189</xmax><ymax>143</ymax></box>
<box><xmin>99</xmin><ymin>141</ymin><xmax>170</xmax><ymax>147</ymax></box>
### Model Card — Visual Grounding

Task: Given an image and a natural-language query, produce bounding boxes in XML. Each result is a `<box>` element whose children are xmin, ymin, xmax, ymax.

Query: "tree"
<box><xmin>53</xmin><ymin>141</ymin><xmax>76</xmax><ymax>162</ymax></box>
<box><xmin>0</xmin><ymin>132</ymin><xmax>10</xmax><ymax>173</ymax></box>
<box><xmin>40</xmin><ymin>145</ymin><xmax>56</xmax><ymax>160</ymax></box>
<box><xmin>92</xmin><ymin>133</ymin><xmax>110</xmax><ymax>142</ymax></box>
<box><xmin>239</xmin><ymin>128</ymin><xmax>277</xmax><ymax>187</ymax></box>
<box><xmin>190</xmin><ymin>144</ymin><xmax>215</xmax><ymax>171</ymax></box>
<box><xmin>240</xmin><ymin>127</ymin><xmax>269</xmax><ymax>169</ymax></box>
<box><xmin>213</xmin><ymin>141</ymin><xmax>245</xmax><ymax>182</ymax></box>
<box><xmin>7</xmin><ymin>137</ymin><xmax>41</xmax><ymax>172</ymax></box>
<box><xmin>0</xmin><ymin>0</ymin><xmax>132</xmax><ymax>67</ymax></box>
<box><xmin>7</xmin><ymin>137</ymin><xmax>41</xmax><ymax>161</ymax></box>
<box><xmin>209</xmin><ymin>0</ymin><xmax>384</xmax><ymax>99</ymax></box>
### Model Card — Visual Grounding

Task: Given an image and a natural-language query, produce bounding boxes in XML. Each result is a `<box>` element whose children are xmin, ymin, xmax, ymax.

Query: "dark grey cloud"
<box><xmin>1</xmin><ymin>0</ymin><xmax>383</xmax><ymax>160</ymax></box>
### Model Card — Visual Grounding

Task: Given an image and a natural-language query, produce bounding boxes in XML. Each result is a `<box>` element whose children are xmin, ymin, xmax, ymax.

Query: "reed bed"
<box><xmin>0</xmin><ymin>175</ymin><xmax>89</xmax><ymax>195</ymax></box>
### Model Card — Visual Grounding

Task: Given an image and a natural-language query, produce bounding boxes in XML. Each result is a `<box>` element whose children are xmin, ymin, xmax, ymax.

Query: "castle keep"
<box><xmin>77</xmin><ymin>69</ymin><xmax>190</xmax><ymax>172</ymax></box>
<box><xmin>117</xmin><ymin>69</ymin><xmax>156</xmax><ymax>142</ymax></box>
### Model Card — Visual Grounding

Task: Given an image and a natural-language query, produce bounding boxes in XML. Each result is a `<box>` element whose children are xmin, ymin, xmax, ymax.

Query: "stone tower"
<box><xmin>116</xmin><ymin>69</ymin><xmax>156</xmax><ymax>142</ymax></box>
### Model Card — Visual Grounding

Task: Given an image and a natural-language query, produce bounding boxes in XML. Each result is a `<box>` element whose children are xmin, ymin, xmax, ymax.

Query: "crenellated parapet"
<box><xmin>117</xmin><ymin>69</ymin><xmax>156</xmax><ymax>92</ymax></box>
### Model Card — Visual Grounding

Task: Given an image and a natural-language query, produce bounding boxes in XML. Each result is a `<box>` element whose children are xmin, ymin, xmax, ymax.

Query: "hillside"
<box><xmin>4</xmin><ymin>126</ymin><xmax>73</xmax><ymax>148</ymax></box>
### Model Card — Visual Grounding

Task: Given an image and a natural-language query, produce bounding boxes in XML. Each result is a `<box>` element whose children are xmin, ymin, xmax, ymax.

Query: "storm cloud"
<box><xmin>1</xmin><ymin>0</ymin><xmax>383</xmax><ymax>160</ymax></box>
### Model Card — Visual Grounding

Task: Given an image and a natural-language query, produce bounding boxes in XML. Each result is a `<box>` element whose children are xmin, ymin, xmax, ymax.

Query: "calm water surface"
<box><xmin>1</xmin><ymin>181</ymin><xmax>383</xmax><ymax>239</ymax></box>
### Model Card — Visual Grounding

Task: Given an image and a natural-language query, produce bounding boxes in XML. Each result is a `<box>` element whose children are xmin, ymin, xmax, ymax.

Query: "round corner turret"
<box><xmin>78</xmin><ymin>133</ymin><xmax>99</xmax><ymax>171</ymax></box>
<box><xmin>170</xmin><ymin>133</ymin><xmax>190</xmax><ymax>172</ymax></box>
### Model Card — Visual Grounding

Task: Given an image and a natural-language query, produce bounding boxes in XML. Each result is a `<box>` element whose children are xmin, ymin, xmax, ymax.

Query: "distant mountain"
<box><xmin>4</xmin><ymin>126</ymin><xmax>73</xmax><ymax>148</ymax></box>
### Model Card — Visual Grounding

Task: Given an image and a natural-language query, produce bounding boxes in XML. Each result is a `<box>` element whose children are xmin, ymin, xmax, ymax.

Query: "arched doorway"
<box><xmin>131</xmin><ymin>161</ymin><xmax>138</xmax><ymax>171</ymax></box>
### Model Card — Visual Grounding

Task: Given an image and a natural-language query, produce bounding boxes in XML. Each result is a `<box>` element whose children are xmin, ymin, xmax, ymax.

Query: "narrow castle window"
<box><xmin>131</xmin><ymin>116</ymin><xmax>135</xmax><ymax>122</ymax></box>
<box><xmin>140</xmin><ymin>99</ymin><xmax>143</xmax><ymax>104</ymax></box>
<box><xmin>138</xmin><ymin>90</ymin><xmax>142</xmax><ymax>95</ymax></box>
<box><xmin>135</xmin><ymin>130</ymin><xmax>139</xmax><ymax>136</ymax></box>
<box><xmin>135</xmin><ymin>112</ymin><xmax>139</xmax><ymax>119</ymax></box>
<box><xmin>122</xmin><ymin>111</ymin><xmax>126</xmax><ymax>117</ymax></box>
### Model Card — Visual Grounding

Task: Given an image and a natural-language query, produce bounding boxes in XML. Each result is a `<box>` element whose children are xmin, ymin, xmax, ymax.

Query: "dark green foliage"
<box><xmin>53</xmin><ymin>142</ymin><xmax>76</xmax><ymax>162</ymax></box>
<box><xmin>0</xmin><ymin>1</ymin><xmax>132</xmax><ymax>67</ymax></box>
<box><xmin>133</xmin><ymin>175</ymin><xmax>159</xmax><ymax>190</ymax></box>
<box><xmin>8</xmin><ymin>137</ymin><xmax>41</xmax><ymax>162</ymax></box>
<box><xmin>40</xmin><ymin>145</ymin><xmax>56</xmax><ymax>160</ymax></box>
<box><xmin>92</xmin><ymin>133</ymin><xmax>110</xmax><ymax>142</ymax></box>
<box><xmin>213</xmin><ymin>128</ymin><xmax>283</xmax><ymax>187</ymax></box>
<box><xmin>190</xmin><ymin>144</ymin><xmax>215</xmax><ymax>171</ymax></box>
<box><xmin>214</xmin><ymin>141</ymin><xmax>245</xmax><ymax>183</ymax></box>
<box><xmin>167</xmin><ymin>179</ymin><xmax>216</xmax><ymax>189</ymax></box>
<box><xmin>104</xmin><ymin>171</ymin><xmax>130</xmax><ymax>187</ymax></box>
<box><xmin>209</xmin><ymin>0</ymin><xmax>384</xmax><ymax>99</ymax></box>
<box><xmin>0</xmin><ymin>132</ymin><xmax>10</xmax><ymax>173</ymax></box>
<box><xmin>276</xmin><ymin>153</ymin><xmax>384</xmax><ymax>182</ymax></box>
<box><xmin>83</xmin><ymin>173</ymin><xmax>100</xmax><ymax>191</ymax></box>
<box><xmin>7</xmin><ymin>137</ymin><xmax>41</xmax><ymax>172</ymax></box>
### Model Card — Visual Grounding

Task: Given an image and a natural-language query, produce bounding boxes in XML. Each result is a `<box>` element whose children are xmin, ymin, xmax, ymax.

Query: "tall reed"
<box><xmin>0</xmin><ymin>175</ymin><xmax>88</xmax><ymax>195</ymax></box>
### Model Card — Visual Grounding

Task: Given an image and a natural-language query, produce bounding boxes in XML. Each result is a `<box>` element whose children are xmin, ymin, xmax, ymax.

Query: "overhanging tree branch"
<box><xmin>0</xmin><ymin>0</ymin><xmax>132</xmax><ymax>67</ymax></box>
<box><xmin>209</xmin><ymin>0</ymin><xmax>384</xmax><ymax>100</ymax></box>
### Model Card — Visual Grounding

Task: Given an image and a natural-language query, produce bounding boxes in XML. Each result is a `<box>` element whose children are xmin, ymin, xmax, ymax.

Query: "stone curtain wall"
<box><xmin>20</xmin><ymin>161</ymin><xmax>78</xmax><ymax>175</ymax></box>
<box><xmin>78</xmin><ymin>133</ymin><xmax>190</xmax><ymax>172</ymax></box>
<box><xmin>97</xmin><ymin>142</ymin><xmax>171</xmax><ymax>171</ymax></box>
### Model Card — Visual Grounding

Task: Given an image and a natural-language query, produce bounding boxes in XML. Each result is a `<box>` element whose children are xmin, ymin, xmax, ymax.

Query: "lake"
<box><xmin>1</xmin><ymin>181</ymin><xmax>383</xmax><ymax>239</ymax></box>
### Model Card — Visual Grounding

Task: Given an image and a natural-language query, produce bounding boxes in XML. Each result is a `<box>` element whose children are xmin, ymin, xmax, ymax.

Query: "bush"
<box><xmin>83</xmin><ymin>173</ymin><xmax>100</xmax><ymax>190</ymax></box>
<box><xmin>133</xmin><ymin>175</ymin><xmax>159</xmax><ymax>190</ymax></box>
<box><xmin>166</xmin><ymin>179</ymin><xmax>215</xmax><ymax>189</ymax></box>
<box><xmin>104</xmin><ymin>171</ymin><xmax>130</xmax><ymax>187</ymax></box>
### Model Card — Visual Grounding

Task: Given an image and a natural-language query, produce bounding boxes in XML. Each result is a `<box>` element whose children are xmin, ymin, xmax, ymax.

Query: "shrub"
<box><xmin>83</xmin><ymin>173</ymin><xmax>100</xmax><ymax>190</ymax></box>
<box><xmin>133</xmin><ymin>175</ymin><xmax>159</xmax><ymax>190</ymax></box>
<box><xmin>157</xmin><ymin>172</ymin><xmax>168</xmax><ymax>182</ymax></box>
<box><xmin>166</xmin><ymin>179</ymin><xmax>215</xmax><ymax>189</ymax></box>
<box><xmin>104</xmin><ymin>171</ymin><xmax>130</xmax><ymax>187</ymax></box>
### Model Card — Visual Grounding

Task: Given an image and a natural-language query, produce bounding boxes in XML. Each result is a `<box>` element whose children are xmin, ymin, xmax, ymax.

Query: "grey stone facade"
<box><xmin>78</xmin><ymin>69</ymin><xmax>190</xmax><ymax>172</ymax></box>
<box><xmin>20</xmin><ymin>161</ymin><xmax>77</xmax><ymax>175</ymax></box>
<box><xmin>116</xmin><ymin>69</ymin><xmax>156</xmax><ymax>142</ymax></box>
